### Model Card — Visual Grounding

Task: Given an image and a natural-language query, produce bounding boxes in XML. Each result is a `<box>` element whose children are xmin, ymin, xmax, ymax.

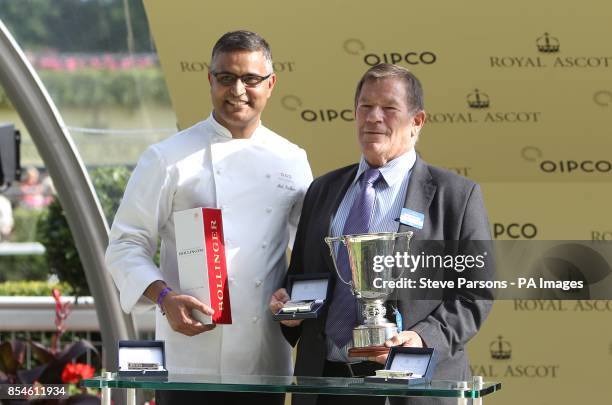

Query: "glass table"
<box><xmin>83</xmin><ymin>373</ymin><xmax>501</xmax><ymax>405</ymax></box>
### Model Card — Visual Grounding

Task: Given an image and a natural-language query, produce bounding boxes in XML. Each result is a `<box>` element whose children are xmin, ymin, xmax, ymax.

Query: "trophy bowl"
<box><xmin>325</xmin><ymin>231</ymin><xmax>413</xmax><ymax>357</ymax></box>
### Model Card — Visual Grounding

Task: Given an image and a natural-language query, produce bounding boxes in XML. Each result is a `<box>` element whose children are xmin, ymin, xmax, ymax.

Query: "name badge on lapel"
<box><xmin>399</xmin><ymin>208</ymin><xmax>424</xmax><ymax>229</ymax></box>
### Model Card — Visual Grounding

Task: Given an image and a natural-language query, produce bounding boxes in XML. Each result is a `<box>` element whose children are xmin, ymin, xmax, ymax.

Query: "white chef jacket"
<box><xmin>105</xmin><ymin>114</ymin><xmax>313</xmax><ymax>375</ymax></box>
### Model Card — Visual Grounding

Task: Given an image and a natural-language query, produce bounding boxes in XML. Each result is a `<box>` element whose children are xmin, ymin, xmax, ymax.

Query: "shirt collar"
<box><xmin>354</xmin><ymin>148</ymin><xmax>417</xmax><ymax>187</ymax></box>
<box><xmin>207</xmin><ymin>112</ymin><xmax>262</xmax><ymax>140</ymax></box>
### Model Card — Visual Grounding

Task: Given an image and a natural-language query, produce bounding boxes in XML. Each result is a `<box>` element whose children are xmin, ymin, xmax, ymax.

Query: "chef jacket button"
<box><xmin>216</xmin><ymin>169</ymin><xmax>221</xmax><ymax>175</ymax></box>
<box><xmin>255</xmin><ymin>279</ymin><xmax>262</xmax><ymax>287</ymax></box>
<box><xmin>261</xmin><ymin>242</ymin><xmax>267</xmax><ymax>249</ymax></box>
<box><xmin>265</xmin><ymin>207</ymin><xmax>272</xmax><ymax>213</ymax></box>
<box><xmin>252</xmin><ymin>316</ymin><xmax>259</xmax><ymax>323</ymax></box>
<box><xmin>229</xmin><ymin>276</ymin><xmax>235</xmax><ymax>283</ymax></box>
<box><xmin>266</xmin><ymin>173</ymin><xmax>271</xmax><ymax>179</ymax></box>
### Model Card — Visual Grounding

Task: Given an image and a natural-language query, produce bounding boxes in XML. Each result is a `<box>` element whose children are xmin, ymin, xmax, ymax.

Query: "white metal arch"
<box><xmin>0</xmin><ymin>19</ymin><xmax>137</xmax><ymax>371</ymax></box>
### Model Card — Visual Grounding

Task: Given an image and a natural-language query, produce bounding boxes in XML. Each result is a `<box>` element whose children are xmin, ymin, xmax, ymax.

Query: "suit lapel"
<box><xmin>398</xmin><ymin>156</ymin><xmax>436</xmax><ymax>239</ymax></box>
<box><xmin>321</xmin><ymin>165</ymin><xmax>358</xmax><ymax>273</ymax></box>
<box><xmin>391</xmin><ymin>156</ymin><xmax>437</xmax><ymax>311</ymax></box>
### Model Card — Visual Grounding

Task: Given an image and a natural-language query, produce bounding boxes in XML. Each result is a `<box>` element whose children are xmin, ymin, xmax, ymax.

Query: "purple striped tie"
<box><xmin>326</xmin><ymin>168</ymin><xmax>381</xmax><ymax>348</ymax></box>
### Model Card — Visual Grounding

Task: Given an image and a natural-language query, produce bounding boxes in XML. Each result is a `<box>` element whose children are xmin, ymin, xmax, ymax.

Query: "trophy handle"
<box><xmin>391</xmin><ymin>231</ymin><xmax>414</xmax><ymax>281</ymax></box>
<box><xmin>324</xmin><ymin>236</ymin><xmax>353</xmax><ymax>287</ymax></box>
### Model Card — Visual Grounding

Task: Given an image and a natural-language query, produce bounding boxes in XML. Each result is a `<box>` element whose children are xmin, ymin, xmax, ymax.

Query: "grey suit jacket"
<box><xmin>282</xmin><ymin>155</ymin><xmax>492</xmax><ymax>405</ymax></box>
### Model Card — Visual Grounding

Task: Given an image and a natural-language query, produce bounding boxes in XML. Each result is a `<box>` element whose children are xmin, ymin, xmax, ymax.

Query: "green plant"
<box><xmin>36</xmin><ymin>166</ymin><xmax>132</xmax><ymax>297</ymax></box>
<box><xmin>0</xmin><ymin>207</ymin><xmax>49</xmax><ymax>282</ymax></box>
<box><xmin>9</xmin><ymin>207</ymin><xmax>43</xmax><ymax>242</ymax></box>
<box><xmin>0</xmin><ymin>68</ymin><xmax>171</xmax><ymax>109</ymax></box>
<box><xmin>0</xmin><ymin>0</ymin><xmax>152</xmax><ymax>53</ymax></box>
<box><xmin>36</xmin><ymin>200</ymin><xmax>85</xmax><ymax>296</ymax></box>
<box><xmin>0</xmin><ymin>254</ymin><xmax>48</xmax><ymax>283</ymax></box>
<box><xmin>88</xmin><ymin>165</ymin><xmax>132</xmax><ymax>225</ymax></box>
<box><xmin>0</xmin><ymin>289</ymin><xmax>100</xmax><ymax>404</ymax></box>
<box><xmin>0</xmin><ymin>280</ymin><xmax>72</xmax><ymax>296</ymax></box>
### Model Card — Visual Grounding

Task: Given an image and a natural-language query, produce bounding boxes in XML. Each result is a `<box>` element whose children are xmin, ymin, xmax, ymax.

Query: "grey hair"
<box><xmin>354</xmin><ymin>63</ymin><xmax>424</xmax><ymax>114</ymax></box>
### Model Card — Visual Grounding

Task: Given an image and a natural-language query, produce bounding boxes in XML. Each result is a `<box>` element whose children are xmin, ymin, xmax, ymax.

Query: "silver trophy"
<box><xmin>325</xmin><ymin>231</ymin><xmax>413</xmax><ymax>357</ymax></box>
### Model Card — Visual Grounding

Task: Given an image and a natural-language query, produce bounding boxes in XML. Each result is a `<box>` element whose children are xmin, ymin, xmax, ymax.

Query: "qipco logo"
<box><xmin>493</xmin><ymin>223</ymin><xmax>538</xmax><ymax>239</ymax></box>
<box><xmin>520</xmin><ymin>147</ymin><xmax>612</xmax><ymax>176</ymax></box>
<box><xmin>300</xmin><ymin>109</ymin><xmax>354</xmax><ymax>123</ymax></box>
<box><xmin>363</xmin><ymin>51</ymin><xmax>437</xmax><ymax>66</ymax></box>
<box><xmin>342</xmin><ymin>39</ymin><xmax>438</xmax><ymax>67</ymax></box>
<box><xmin>539</xmin><ymin>160</ymin><xmax>612</xmax><ymax>174</ymax></box>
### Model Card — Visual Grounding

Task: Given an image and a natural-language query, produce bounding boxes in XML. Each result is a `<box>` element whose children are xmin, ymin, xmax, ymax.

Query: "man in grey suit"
<box><xmin>269</xmin><ymin>63</ymin><xmax>492</xmax><ymax>405</ymax></box>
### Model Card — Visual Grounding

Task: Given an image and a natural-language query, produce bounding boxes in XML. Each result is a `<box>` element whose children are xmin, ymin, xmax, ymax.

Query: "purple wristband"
<box><xmin>156</xmin><ymin>287</ymin><xmax>172</xmax><ymax>313</ymax></box>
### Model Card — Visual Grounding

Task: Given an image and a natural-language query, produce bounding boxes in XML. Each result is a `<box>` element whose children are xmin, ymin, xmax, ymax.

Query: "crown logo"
<box><xmin>536</xmin><ymin>32</ymin><xmax>560</xmax><ymax>53</ymax></box>
<box><xmin>467</xmin><ymin>89</ymin><xmax>490</xmax><ymax>109</ymax></box>
<box><xmin>490</xmin><ymin>335</ymin><xmax>512</xmax><ymax>360</ymax></box>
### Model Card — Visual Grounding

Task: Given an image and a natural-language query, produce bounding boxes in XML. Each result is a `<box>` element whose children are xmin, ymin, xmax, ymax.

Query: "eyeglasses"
<box><xmin>211</xmin><ymin>72</ymin><xmax>272</xmax><ymax>87</ymax></box>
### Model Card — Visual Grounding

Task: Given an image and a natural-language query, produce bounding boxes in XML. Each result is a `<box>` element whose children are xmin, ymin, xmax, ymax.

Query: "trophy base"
<box><xmin>348</xmin><ymin>345</ymin><xmax>390</xmax><ymax>358</ymax></box>
<box><xmin>353</xmin><ymin>323</ymin><xmax>397</xmax><ymax>347</ymax></box>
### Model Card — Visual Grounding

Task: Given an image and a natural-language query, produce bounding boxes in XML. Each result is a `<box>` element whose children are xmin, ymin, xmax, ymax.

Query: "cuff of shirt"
<box><xmin>119</xmin><ymin>268</ymin><xmax>164</xmax><ymax>314</ymax></box>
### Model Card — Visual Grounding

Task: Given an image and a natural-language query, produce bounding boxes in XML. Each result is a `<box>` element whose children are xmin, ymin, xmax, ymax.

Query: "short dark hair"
<box><xmin>354</xmin><ymin>63</ymin><xmax>424</xmax><ymax>114</ymax></box>
<box><xmin>211</xmin><ymin>30</ymin><xmax>273</xmax><ymax>72</ymax></box>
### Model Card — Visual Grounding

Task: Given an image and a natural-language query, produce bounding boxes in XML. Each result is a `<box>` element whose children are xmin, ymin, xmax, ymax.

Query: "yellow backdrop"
<box><xmin>144</xmin><ymin>0</ymin><xmax>612</xmax><ymax>403</ymax></box>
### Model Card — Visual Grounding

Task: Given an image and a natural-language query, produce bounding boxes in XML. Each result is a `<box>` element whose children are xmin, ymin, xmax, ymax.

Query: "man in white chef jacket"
<box><xmin>105</xmin><ymin>30</ymin><xmax>313</xmax><ymax>405</ymax></box>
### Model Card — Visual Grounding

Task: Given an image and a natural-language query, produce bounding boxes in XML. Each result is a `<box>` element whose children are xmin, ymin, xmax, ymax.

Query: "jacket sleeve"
<box><xmin>280</xmin><ymin>180</ymin><xmax>319</xmax><ymax>346</ymax></box>
<box><xmin>105</xmin><ymin>146</ymin><xmax>174</xmax><ymax>314</ymax></box>
<box><xmin>409</xmin><ymin>183</ymin><xmax>493</xmax><ymax>355</ymax></box>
